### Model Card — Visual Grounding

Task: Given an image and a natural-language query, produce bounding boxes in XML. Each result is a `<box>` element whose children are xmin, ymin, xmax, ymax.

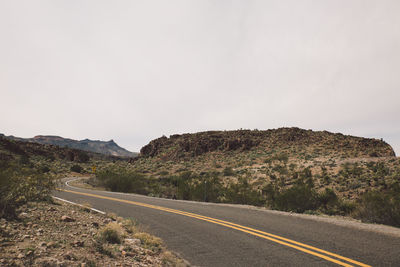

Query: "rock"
<box><xmin>64</xmin><ymin>251</ymin><xmax>77</xmax><ymax>261</ymax></box>
<box><xmin>60</xmin><ymin>215</ymin><xmax>75</xmax><ymax>222</ymax></box>
<box><xmin>72</xmin><ymin>240</ymin><xmax>84</xmax><ymax>247</ymax></box>
<box><xmin>19</xmin><ymin>212</ymin><xmax>29</xmax><ymax>219</ymax></box>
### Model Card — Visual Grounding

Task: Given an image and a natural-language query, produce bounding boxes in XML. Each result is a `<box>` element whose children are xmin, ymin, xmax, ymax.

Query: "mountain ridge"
<box><xmin>2</xmin><ymin>134</ymin><xmax>138</xmax><ymax>158</ymax></box>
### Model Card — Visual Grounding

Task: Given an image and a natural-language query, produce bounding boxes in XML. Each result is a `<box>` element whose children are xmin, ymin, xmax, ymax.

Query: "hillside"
<box><xmin>140</xmin><ymin>127</ymin><xmax>395</xmax><ymax>160</ymax></box>
<box><xmin>1</xmin><ymin>134</ymin><xmax>138</xmax><ymax>158</ymax></box>
<box><xmin>123</xmin><ymin>128</ymin><xmax>399</xmax><ymax>209</ymax></box>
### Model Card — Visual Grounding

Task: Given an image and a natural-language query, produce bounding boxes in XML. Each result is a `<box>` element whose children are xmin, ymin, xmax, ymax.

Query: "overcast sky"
<box><xmin>1</xmin><ymin>1</ymin><xmax>399</xmax><ymax>155</ymax></box>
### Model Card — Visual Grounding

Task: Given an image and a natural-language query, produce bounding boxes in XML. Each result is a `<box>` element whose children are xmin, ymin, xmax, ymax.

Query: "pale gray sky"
<box><xmin>1</xmin><ymin>0</ymin><xmax>399</xmax><ymax>155</ymax></box>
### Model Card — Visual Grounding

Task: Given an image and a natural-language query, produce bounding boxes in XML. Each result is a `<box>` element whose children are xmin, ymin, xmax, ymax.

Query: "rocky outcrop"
<box><xmin>140</xmin><ymin>128</ymin><xmax>396</xmax><ymax>160</ymax></box>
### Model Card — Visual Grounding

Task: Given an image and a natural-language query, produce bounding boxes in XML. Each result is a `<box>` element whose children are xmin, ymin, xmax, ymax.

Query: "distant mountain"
<box><xmin>2</xmin><ymin>134</ymin><xmax>138</xmax><ymax>158</ymax></box>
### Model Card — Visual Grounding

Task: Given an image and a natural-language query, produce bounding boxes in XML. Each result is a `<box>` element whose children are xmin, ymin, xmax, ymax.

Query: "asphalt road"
<box><xmin>54</xmin><ymin>178</ymin><xmax>400</xmax><ymax>267</ymax></box>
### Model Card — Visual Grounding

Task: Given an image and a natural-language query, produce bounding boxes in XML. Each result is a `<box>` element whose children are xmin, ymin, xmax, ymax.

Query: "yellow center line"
<box><xmin>57</xmin><ymin>188</ymin><xmax>370</xmax><ymax>267</ymax></box>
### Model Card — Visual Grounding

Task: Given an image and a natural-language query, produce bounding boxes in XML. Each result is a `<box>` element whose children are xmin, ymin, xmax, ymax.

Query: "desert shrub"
<box><xmin>39</xmin><ymin>165</ymin><xmax>51</xmax><ymax>173</ymax></box>
<box><xmin>354</xmin><ymin>182</ymin><xmax>400</xmax><ymax>227</ymax></box>
<box><xmin>175</xmin><ymin>171</ymin><xmax>193</xmax><ymax>200</ymax></box>
<box><xmin>273</xmin><ymin>153</ymin><xmax>289</xmax><ymax>163</ymax></box>
<box><xmin>0</xmin><ymin>167</ymin><xmax>55</xmax><ymax>218</ymax></box>
<box><xmin>189</xmin><ymin>172</ymin><xmax>224</xmax><ymax>202</ymax></box>
<box><xmin>318</xmin><ymin>188</ymin><xmax>338</xmax><ymax>207</ymax></box>
<box><xmin>273</xmin><ymin>183</ymin><xmax>318</xmax><ymax>213</ymax></box>
<box><xmin>134</xmin><ymin>232</ymin><xmax>162</xmax><ymax>252</ymax></box>
<box><xmin>96</xmin><ymin>167</ymin><xmax>147</xmax><ymax>194</ymax></box>
<box><xmin>223</xmin><ymin>167</ymin><xmax>234</xmax><ymax>176</ymax></box>
<box><xmin>70</xmin><ymin>164</ymin><xmax>83</xmax><ymax>173</ymax></box>
<box><xmin>98</xmin><ymin>222</ymin><xmax>124</xmax><ymax>244</ymax></box>
<box><xmin>225</xmin><ymin>176</ymin><xmax>264</xmax><ymax>206</ymax></box>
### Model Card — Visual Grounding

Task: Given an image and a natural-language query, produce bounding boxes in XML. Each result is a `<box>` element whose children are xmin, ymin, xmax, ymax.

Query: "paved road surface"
<box><xmin>54</xmin><ymin>178</ymin><xmax>400</xmax><ymax>267</ymax></box>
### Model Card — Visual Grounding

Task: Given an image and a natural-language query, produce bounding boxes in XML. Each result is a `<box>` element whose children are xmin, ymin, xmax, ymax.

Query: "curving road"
<box><xmin>54</xmin><ymin>178</ymin><xmax>400</xmax><ymax>267</ymax></box>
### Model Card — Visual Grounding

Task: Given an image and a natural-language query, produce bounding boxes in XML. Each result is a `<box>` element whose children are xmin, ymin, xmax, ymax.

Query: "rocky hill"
<box><xmin>129</xmin><ymin>127</ymin><xmax>398</xmax><ymax>205</ymax></box>
<box><xmin>140</xmin><ymin>127</ymin><xmax>395</xmax><ymax>160</ymax></box>
<box><xmin>1</xmin><ymin>134</ymin><xmax>137</xmax><ymax>158</ymax></box>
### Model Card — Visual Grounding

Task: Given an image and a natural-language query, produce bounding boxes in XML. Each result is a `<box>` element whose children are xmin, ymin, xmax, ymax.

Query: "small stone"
<box><xmin>64</xmin><ymin>251</ymin><xmax>77</xmax><ymax>261</ymax></box>
<box><xmin>19</xmin><ymin>212</ymin><xmax>29</xmax><ymax>218</ymax></box>
<box><xmin>61</xmin><ymin>215</ymin><xmax>75</xmax><ymax>222</ymax></box>
<box><xmin>73</xmin><ymin>240</ymin><xmax>84</xmax><ymax>247</ymax></box>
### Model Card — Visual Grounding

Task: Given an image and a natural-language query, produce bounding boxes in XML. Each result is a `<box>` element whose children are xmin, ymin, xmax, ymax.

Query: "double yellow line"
<box><xmin>58</xmin><ymin>188</ymin><xmax>370</xmax><ymax>267</ymax></box>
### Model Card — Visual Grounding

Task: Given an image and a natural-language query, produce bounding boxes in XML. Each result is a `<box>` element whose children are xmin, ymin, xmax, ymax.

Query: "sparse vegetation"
<box><xmin>83</xmin><ymin>128</ymin><xmax>400</xmax><ymax>228</ymax></box>
<box><xmin>98</xmin><ymin>222</ymin><xmax>124</xmax><ymax>244</ymax></box>
<box><xmin>0</xmin><ymin>165</ymin><xmax>55</xmax><ymax>218</ymax></box>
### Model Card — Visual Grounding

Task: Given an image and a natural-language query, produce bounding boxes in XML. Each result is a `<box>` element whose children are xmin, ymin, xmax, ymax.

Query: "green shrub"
<box><xmin>98</xmin><ymin>222</ymin><xmax>124</xmax><ymax>244</ymax></box>
<box><xmin>225</xmin><ymin>176</ymin><xmax>264</xmax><ymax>206</ymax></box>
<box><xmin>223</xmin><ymin>167</ymin><xmax>234</xmax><ymax>176</ymax></box>
<box><xmin>273</xmin><ymin>183</ymin><xmax>318</xmax><ymax>213</ymax></box>
<box><xmin>96</xmin><ymin>167</ymin><xmax>147</xmax><ymax>194</ymax></box>
<box><xmin>354</xmin><ymin>183</ymin><xmax>400</xmax><ymax>227</ymax></box>
<box><xmin>40</xmin><ymin>165</ymin><xmax>51</xmax><ymax>173</ymax></box>
<box><xmin>0</xmin><ymin>167</ymin><xmax>55</xmax><ymax>218</ymax></box>
<box><xmin>70</xmin><ymin>164</ymin><xmax>83</xmax><ymax>173</ymax></box>
<box><xmin>134</xmin><ymin>232</ymin><xmax>162</xmax><ymax>252</ymax></box>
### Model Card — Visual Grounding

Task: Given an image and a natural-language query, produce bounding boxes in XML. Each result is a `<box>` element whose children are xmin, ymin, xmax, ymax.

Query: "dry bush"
<box><xmin>98</xmin><ymin>222</ymin><xmax>125</xmax><ymax>244</ymax></box>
